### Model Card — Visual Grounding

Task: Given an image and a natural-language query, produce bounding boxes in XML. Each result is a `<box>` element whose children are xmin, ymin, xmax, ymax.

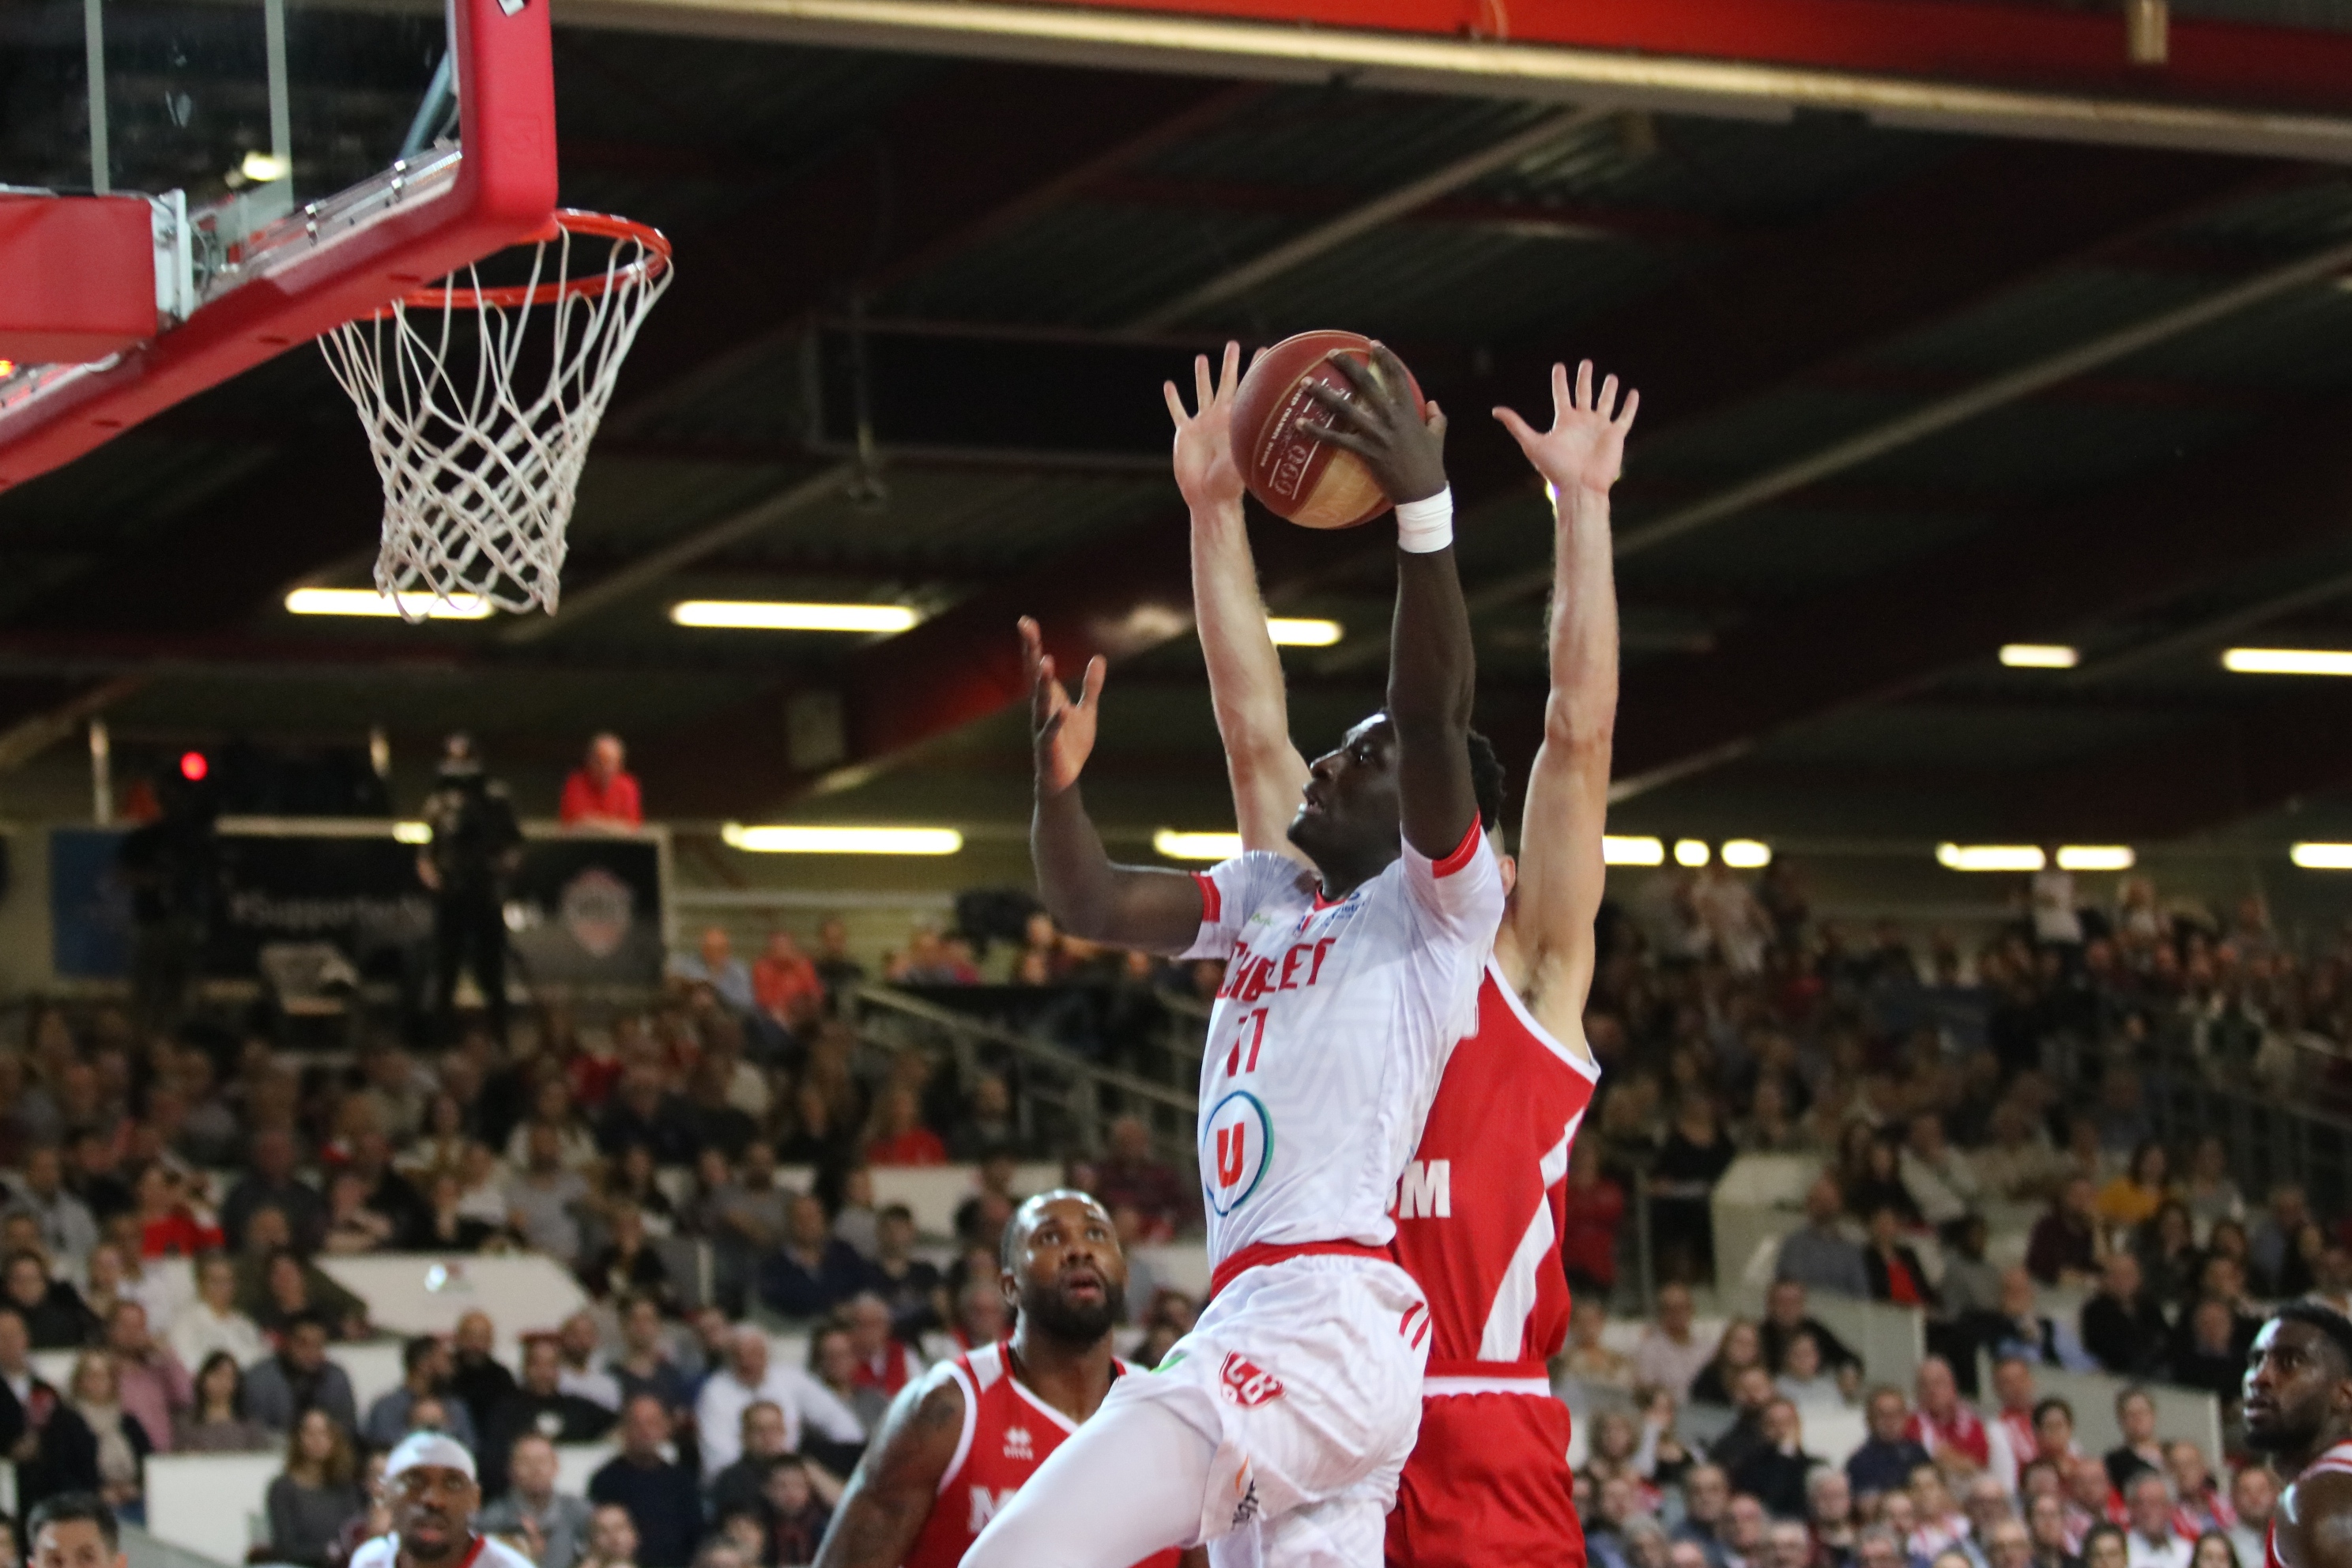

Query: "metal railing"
<box><xmin>846</xmin><ymin>982</ymin><xmax>1202</xmax><ymax>1171</ymax></box>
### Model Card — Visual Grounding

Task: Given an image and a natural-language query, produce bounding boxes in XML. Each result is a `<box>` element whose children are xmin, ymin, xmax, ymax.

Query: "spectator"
<box><xmin>507</xmin><ymin>1125</ymin><xmax>594</xmax><ymax>1265</ymax></box>
<box><xmin>1941</xmin><ymin>1214</ymin><xmax>2007</xmax><ymax>1321</ymax></box>
<box><xmin>481</xmin><ymin>1337</ymin><xmax>617</xmax><ymax>1498</ymax></box>
<box><xmin>1731</xmin><ymin>1398</ymin><xmax>1819</xmax><ymax>1519</ymax></box>
<box><xmin>944</xmin><ymin>1076</ymin><xmax>1023</xmax><ymax>1164</ymax></box>
<box><xmin>1673</xmin><ymin>1464</ymin><xmax>1732</xmax><ymax>1567</ymax></box>
<box><xmin>597</xmin><ymin>1071</ymin><xmax>696</xmax><ymax>1168</ymax></box>
<box><xmin>1709</xmin><ymin>1366</ymin><xmax>1781</xmax><ymax>1476</ymax></box>
<box><xmin>1907</xmin><ymin>1356</ymin><xmax>1988</xmax><ymax>1475</ymax></box>
<box><xmin>2098</xmin><ymin>1144</ymin><xmax>2172</xmax><ymax>1233</ymax></box>
<box><xmin>1902</xmin><ymin>1115</ymin><xmax>1981</xmax><ymax>1228</ymax></box>
<box><xmin>175</xmin><ymin>1350</ymin><xmax>272</xmax><ymax>1452</ymax></box>
<box><xmin>1777</xmin><ymin>1178</ymin><xmax>1869</xmax><ymax>1299</ymax></box>
<box><xmin>363</xmin><ymin>1336</ymin><xmax>478</xmax><ymax>1452</ymax></box>
<box><xmin>670</xmin><ymin>929</ymin><xmax>754</xmax><ymax>1016</ymax></box>
<box><xmin>1849</xmin><ymin>1387</ymin><xmax>1933</xmax><ymax>1497</ymax></box>
<box><xmin>2224</xmin><ymin>1467</ymin><xmax>2273</xmax><ymax>1568</ymax></box>
<box><xmin>13</xmin><ymin>1146</ymin><xmax>98</xmax><ymax>1266</ymax></box>
<box><xmin>1983</xmin><ymin>1267</ymin><xmax>2094</xmax><ymax>1373</ymax></box>
<box><xmin>589</xmin><ymin>1395</ymin><xmax>703</xmax><ymax>1568</ymax></box>
<box><xmin>805</xmin><ymin>1328</ymin><xmax>876</xmax><ymax>1458</ymax></box>
<box><xmin>582</xmin><ymin>1505</ymin><xmax>641</xmax><ymax>1568</ymax></box>
<box><xmin>2164</xmin><ymin>1444</ymin><xmax>2231</xmax><ymax>1539</ymax></box>
<box><xmin>693</xmin><ymin>1326</ymin><xmax>861</xmax><ymax>1476</ymax></box>
<box><xmin>609</xmin><ymin>1296</ymin><xmax>694</xmax><ymax>1416</ymax></box>
<box><xmin>243</xmin><ymin>1316</ymin><xmax>359</xmax><ymax>1435</ymax></box>
<box><xmin>868</xmin><ymin>1205</ymin><xmax>945</xmax><ymax>1340</ymax></box>
<box><xmin>102</xmin><ymin>1302</ymin><xmax>188</xmax><ymax>1453</ymax></box>
<box><xmin>266</xmin><ymin>1407</ymin><xmax>363</xmax><ymax>1567</ymax></box>
<box><xmin>756</xmin><ymin>1197</ymin><xmax>873</xmax><ymax>1321</ymax></box>
<box><xmin>1653</xmin><ymin>1096</ymin><xmax>1738</xmax><ymax>1280</ymax></box>
<box><xmin>1810</xmin><ymin>1469</ymin><xmax>1859</xmax><ymax>1568</ymax></box>
<box><xmin>1561</xmin><ymin>1138</ymin><xmax>1627</xmax><ymax>1296</ymax></box>
<box><xmin>1856</xmin><ymin>1528</ymin><xmax>1905</xmax><ymax>1568</ymax></box>
<box><xmin>1091</xmin><ymin>1118</ymin><xmax>1189</xmax><ymax>1240</ymax></box>
<box><xmin>2169</xmin><ymin>1298</ymin><xmax>2248</xmax><ymax>1399</ymax></box>
<box><xmin>2084</xmin><ymin>1524</ymin><xmax>2131</xmax><ymax>1568</ymax></box>
<box><xmin>842</xmin><ymin>1295</ymin><xmax>920</xmax><ymax>1408</ymax></box>
<box><xmin>707</xmin><ymin>1401</ymin><xmax>793</xmax><ymax>1525</ymax></box>
<box><xmin>556</xmin><ymin>1312</ymin><xmax>622</xmax><ymax>1412</ymax></box>
<box><xmin>3</xmin><ymin>1252</ymin><xmax>95</xmax><ymax>1351</ymax></box>
<box><xmin>751</xmin><ymin>934</ymin><xmax>824</xmax><ymax>1040</ymax></box>
<box><xmin>861</xmin><ymin>1088</ymin><xmax>945</xmax><ymax>1168</ymax></box>
<box><xmin>2026</xmin><ymin>1492</ymin><xmax>2075</xmax><ymax>1568</ymax></box>
<box><xmin>2028</xmin><ymin>1179</ymin><xmax>2102</xmax><ymax>1288</ymax></box>
<box><xmin>560</xmin><ymin>734</ymin><xmax>643</xmax><ymax>831</ymax></box>
<box><xmin>762</xmin><ymin>1457</ymin><xmax>832</xmax><ymax>1567</ymax></box>
<box><xmin>1634</xmin><ymin>1284</ymin><xmax>1720</xmax><ymax>1404</ymax></box>
<box><xmin>1562</xmin><ymin>1297</ymin><xmax>1636</xmax><ymax>1396</ymax></box>
<box><xmin>480</xmin><ymin>1432</ymin><xmax>595</xmax><ymax>1568</ymax></box>
<box><xmin>248</xmin><ymin>1244</ymin><xmax>368</xmax><ymax>1344</ymax></box>
<box><xmin>2104</xmin><ymin>1389</ymin><xmax>2165</xmax><ymax>1495</ymax></box>
<box><xmin>1862</xmin><ymin>1207</ymin><xmax>1936</xmax><ymax>1309</ymax></box>
<box><xmin>1759</xmin><ymin>1280</ymin><xmax>1860</xmax><ymax>1381</ymax></box>
<box><xmin>2124</xmin><ymin>1473</ymin><xmax>2189</xmax><ymax>1568</ymax></box>
<box><xmin>419</xmin><ymin>733</ymin><xmax>526</xmax><ymax>1046</ymax></box>
<box><xmin>1774</xmin><ymin>1332</ymin><xmax>1845</xmax><ymax>1409</ymax></box>
<box><xmin>220</xmin><ymin>1132</ymin><xmax>326</xmax><ymax>1254</ymax></box>
<box><xmin>1986</xmin><ymin>1520</ymin><xmax>2035</xmax><ymax>1568</ymax></box>
<box><xmin>67</xmin><ymin>1351</ymin><xmax>148</xmax><ymax>1517</ymax></box>
<box><xmin>0</xmin><ymin>1306</ymin><xmax>97</xmax><ymax>1511</ymax></box>
<box><xmin>2082</xmin><ymin>1257</ymin><xmax>2169</xmax><ymax>1378</ymax></box>
<box><xmin>450</xmin><ymin>1310</ymin><xmax>518</xmax><ymax>1438</ymax></box>
<box><xmin>2178</xmin><ymin>1138</ymin><xmax>2244</xmax><ymax>1237</ymax></box>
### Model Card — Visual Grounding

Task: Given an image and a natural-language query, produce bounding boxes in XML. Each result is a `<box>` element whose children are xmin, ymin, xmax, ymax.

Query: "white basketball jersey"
<box><xmin>350</xmin><ymin>1535</ymin><xmax>537</xmax><ymax>1568</ymax></box>
<box><xmin>1182</xmin><ymin>825</ymin><xmax>1504</xmax><ymax>1268</ymax></box>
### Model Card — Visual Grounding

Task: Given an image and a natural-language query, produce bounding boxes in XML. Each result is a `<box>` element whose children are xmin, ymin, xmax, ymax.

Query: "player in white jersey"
<box><xmin>349</xmin><ymin>1431</ymin><xmax>536</xmax><ymax>1568</ymax></box>
<box><xmin>966</xmin><ymin>342</ymin><xmax>1504</xmax><ymax>1568</ymax></box>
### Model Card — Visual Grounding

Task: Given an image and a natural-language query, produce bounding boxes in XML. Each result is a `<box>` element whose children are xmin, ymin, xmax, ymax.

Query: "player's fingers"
<box><xmin>1080</xmin><ymin>656</ymin><xmax>1108</xmax><ymax>709</ymax></box>
<box><xmin>1552</xmin><ymin>360</ymin><xmax>1574</xmax><ymax>418</ymax></box>
<box><xmin>1219</xmin><ymin>341</ymin><xmax>1242</xmax><ymax>401</ymax></box>
<box><xmin>1618</xmin><ymin>387</ymin><xmax>1641</xmax><ymax>431</ymax></box>
<box><xmin>1300</xmin><ymin>380</ymin><xmax>1376</xmax><ymax>429</ymax></box>
<box><xmin>1600</xmin><ymin>374</ymin><xmax>1620</xmax><ymax>419</ymax></box>
<box><xmin>1163</xmin><ymin>380</ymin><xmax>1189</xmax><ymax>428</ymax></box>
<box><xmin>1368</xmin><ymin>342</ymin><xmax>1415</xmax><ymax>406</ymax></box>
<box><xmin>1194</xmin><ymin>353</ymin><xmax>1215</xmax><ymax>413</ymax></box>
<box><xmin>1297</xmin><ymin>419</ymin><xmax>1374</xmax><ymax>458</ymax></box>
<box><xmin>1492</xmin><ymin>405</ymin><xmax>1539</xmax><ymax>450</ymax></box>
<box><xmin>1574</xmin><ymin>359</ymin><xmax>1592</xmax><ymax>413</ymax></box>
<box><xmin>1426</xmin><ymin>405</ymin><xmax>1449</xmax><ymax>441</ymax></box>
<box><xmin>1326</xmin><ymin>350</ymin><xmax>1379</xmax><ymax>398</ymax></box>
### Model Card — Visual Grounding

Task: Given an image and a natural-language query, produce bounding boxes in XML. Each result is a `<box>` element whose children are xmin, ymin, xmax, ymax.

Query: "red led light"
<box><xmin>179</xmin><ymin>751</ymin><xmax>208</xmax><ymax>782</ymax></box>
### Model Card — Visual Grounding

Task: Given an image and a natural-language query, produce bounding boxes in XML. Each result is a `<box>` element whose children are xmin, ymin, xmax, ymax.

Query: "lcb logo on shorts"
<box><xmin>1204</xmin><ymin>1091</ymin><xmax>1272</xmax><ymax>1216</ymax></box>
<box><xmin>1220</xmin><ymin>1353</ymin><xmax>1284</xmax><ymax>1407</ymax></box>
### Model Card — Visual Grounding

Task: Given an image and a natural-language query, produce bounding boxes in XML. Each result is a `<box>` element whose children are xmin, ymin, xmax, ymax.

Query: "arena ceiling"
<box><xmin>13</xmin><ymin>0</ymin><xmax>2352</xmax><ymax>859</ymax></box>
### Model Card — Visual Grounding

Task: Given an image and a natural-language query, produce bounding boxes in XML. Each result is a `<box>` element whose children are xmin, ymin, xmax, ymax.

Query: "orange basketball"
<box><xmin>1231</xmin><ymin>330</ymin><xmax>1427</xmax><ymax>530</ymax></box>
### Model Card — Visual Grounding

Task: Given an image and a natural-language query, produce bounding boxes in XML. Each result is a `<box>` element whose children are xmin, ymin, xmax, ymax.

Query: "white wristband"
<box><xmin>1394</xmin><ymin>486</ymin><xmax>1454</xmax><ymax>554</ymax></box>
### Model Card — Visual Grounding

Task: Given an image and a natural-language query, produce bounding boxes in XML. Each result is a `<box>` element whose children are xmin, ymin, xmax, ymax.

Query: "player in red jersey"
<box><xmin>2244</xmin><ymin>1303</ymin><xmax>2352</xmax><ymax>1568</ymax></box>
<box><xmin>1170</xmin><ymin>344</ymin><xmax>1634</xmax><ymax>1568</ymax></box>
<box><xmin>811</xmin><ymin>1190</ymin><xmax>1202</xmax><ymax>1568</ymax></box>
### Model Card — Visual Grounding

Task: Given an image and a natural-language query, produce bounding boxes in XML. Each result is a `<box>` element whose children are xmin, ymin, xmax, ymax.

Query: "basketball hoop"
<box><xmin>320</xmin><ymin>209</ymin><xmax>674</xmax><ymax>618</ymax></box>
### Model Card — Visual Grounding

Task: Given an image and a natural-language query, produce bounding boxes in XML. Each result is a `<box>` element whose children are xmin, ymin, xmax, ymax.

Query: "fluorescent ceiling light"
<box><xmin>392</xmin><ymin>822</ymin><xmax>432</xmax><ymax>845</ymax></box>
<box><xmin>1266</xmin><ymin>618</ymin><xmax>1343</xmax><ymax>647</ymax></box>
<box><xmin>2000</xmin><ymin>643</ymin><xmax>2079</xmax><ymax>669</ymax></box>
<box><xmin>721</xmin><ymin>824</ymin><xmax>962</xmax><ymax>855</ymax></box>
<box><xmin>1721</xmin><ymin>839</ymin><xmax>1772</xmax><ymax>869</ymax></box>
<box><xmin>1937</xmin><ymin>843</ymin><xmax>2046</xmax><ymax>873</ymax></box>
<box><xmin>1154</xmin><ymin>829</ymin><xmax>1242</xmax><ymax>861</ymax></box>
<box><xmin>1603</xmin><ymin>835</ymin><xmax>1664</xmax><ymax>866</ymax></box>
<box><xmin>1673</xmin><ymin>839</ymin><xmax>1710</xmax><ymax>868</ymax></box>
<box><xmin>2292</xmin><ymin>842</ymin><xmax>2352</xmax><ymax>869</ymax></box>
<box><xmin>671</xmin><ymin>601</ymin><xmax>921</xmax><ymax>633</ymax></box>
<box><xmin>285</xmin><ymin>587</ymin><xmax>493</xmax><ymax>620</ymax></box>
<box><xmin>2056</xmin><ymin>845</ymin><xmax>2134</xmax><ymax>872</ymax></box>
<box><xmin>240</xmin><ymin>150</ymin><xmax>291</xmax><ymax>183</ymax></box>
<box><xmin>2222</xmin><ymin>647</ymin><xmax>2352</xmax><ymax>676</ymax></box>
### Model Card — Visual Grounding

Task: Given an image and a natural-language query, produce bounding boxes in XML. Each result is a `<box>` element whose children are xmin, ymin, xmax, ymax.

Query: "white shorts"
<box><xmin>1103</xmin><ymin>1253</ymin><xmax>1430</xmax><ymax>1557</ymax></box>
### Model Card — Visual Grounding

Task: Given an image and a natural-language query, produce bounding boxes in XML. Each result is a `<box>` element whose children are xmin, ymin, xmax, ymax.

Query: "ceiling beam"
<box><xmin>1608</xmin><ymin>391</ymin><xmax>2352</xmax><ymax>800</ymax></box>
<box><xmin>561</xmin><ymin>0</ymin><xmax>2352</xmax><ymax>160</ymax></box>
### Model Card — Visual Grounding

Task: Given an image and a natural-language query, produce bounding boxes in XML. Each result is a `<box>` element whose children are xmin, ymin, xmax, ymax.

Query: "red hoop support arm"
<box><xmin>0</xmin><ymin>0</ymin><xmax>560</xmax><ymax>492</ymax></box>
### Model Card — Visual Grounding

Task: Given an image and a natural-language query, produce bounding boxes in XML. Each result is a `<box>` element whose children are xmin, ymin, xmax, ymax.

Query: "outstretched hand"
<box><xmin>1166</xmin><ymin>341</ymin><xmax>1250</xmax><ymax>513</ymax></box>
<box><xmin>1297</xmin><ymin>341</ymin><xmax>1449</xmax><ymax>506</ymax></box>
<box><xmin>1022</xmin><ymin>616</ymin><xmax>1105</xmax><ymax>794</ymax></box>
<box><xmin>1494</xmin><ymin>359</ymin><xmax>1638</xmax><ymax>500</ymax></box>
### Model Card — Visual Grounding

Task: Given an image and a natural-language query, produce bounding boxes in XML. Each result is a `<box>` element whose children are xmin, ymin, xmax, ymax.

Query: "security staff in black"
<box><xmin>419</xmin><ymin>733</ymin><xmax>523</xmax><ymax>1046</ymax></box>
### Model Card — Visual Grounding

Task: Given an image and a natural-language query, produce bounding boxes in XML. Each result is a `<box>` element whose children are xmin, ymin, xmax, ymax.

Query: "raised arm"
<box><xmin>1167</xmin><ymin>342</ymin><xmax>1311</xmax><ymax>861</ymax></box>
<box><xmin>1491</xmin><ymin>360</ymin><xmax>1637</xmax><ymax>1046</ymax></box>
<box><xmin>809</xmin><ymin>1373</ymin><xmax>962</xmax><ymax>1568</ymax></box>
<box><xmin>1023</xmin><ymin>617</ymin><xmax>1212</xmax><ymax>952</ymax></box>
<box><xmin>1302</xmin><ymin>345</ymin><xmax>1477</xmax><ymax>859</ymax></box>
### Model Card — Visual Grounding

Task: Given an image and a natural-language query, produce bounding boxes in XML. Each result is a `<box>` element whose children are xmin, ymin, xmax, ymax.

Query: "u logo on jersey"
<box><xmin>1203</xmin><ymin>1091</ymin><xmax>1272</xmax><ymax>1216</ymax></box>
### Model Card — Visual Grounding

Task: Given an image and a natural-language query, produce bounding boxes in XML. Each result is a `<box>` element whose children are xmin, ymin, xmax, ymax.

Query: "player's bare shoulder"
<box><xmin>878</xmin><ymin>1361</ymin><xmax>970</xmax><ymax>1475</ymax></box>
<box><xmin>812</xmin><ymin>1367</ymin><xmax>970</xmax><ymax>1568</ymax></box>
<box><xmin>2282</xmin><ymin>1470</ymin><xmax>2352</xmax><ymax>1568</ymax></box>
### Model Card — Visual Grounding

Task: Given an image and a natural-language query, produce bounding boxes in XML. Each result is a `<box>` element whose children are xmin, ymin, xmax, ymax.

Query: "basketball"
<box><xmin>1231</xmin><ymin>330</ymin><xmax>1427</xmax><ymax>530</ymax></box>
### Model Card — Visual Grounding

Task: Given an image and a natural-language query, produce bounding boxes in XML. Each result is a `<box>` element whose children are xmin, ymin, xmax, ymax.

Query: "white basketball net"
<box><xmin>320</xmin><ymin>213</ymin><xmax>674</xmax><ymax>618</ymax></box>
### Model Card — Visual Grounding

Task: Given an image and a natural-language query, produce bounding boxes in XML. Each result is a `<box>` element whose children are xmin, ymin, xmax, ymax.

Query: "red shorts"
<box><xmin>1386</xmin><ymin>1390</ymin><xmax>1584</xmax><ymax>1568</ymax></box>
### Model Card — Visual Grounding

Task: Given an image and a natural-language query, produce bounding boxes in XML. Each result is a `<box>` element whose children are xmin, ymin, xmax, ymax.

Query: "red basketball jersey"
<box><xmin>903</xmin><ymin>1340</ymin><xmax>1183</xmax><ymax>1568</ymax></box>
<box><xmin>1389</xmin><ymin>959</ymin><xmax>1600</xmax><ymax>1369</ymax></box>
